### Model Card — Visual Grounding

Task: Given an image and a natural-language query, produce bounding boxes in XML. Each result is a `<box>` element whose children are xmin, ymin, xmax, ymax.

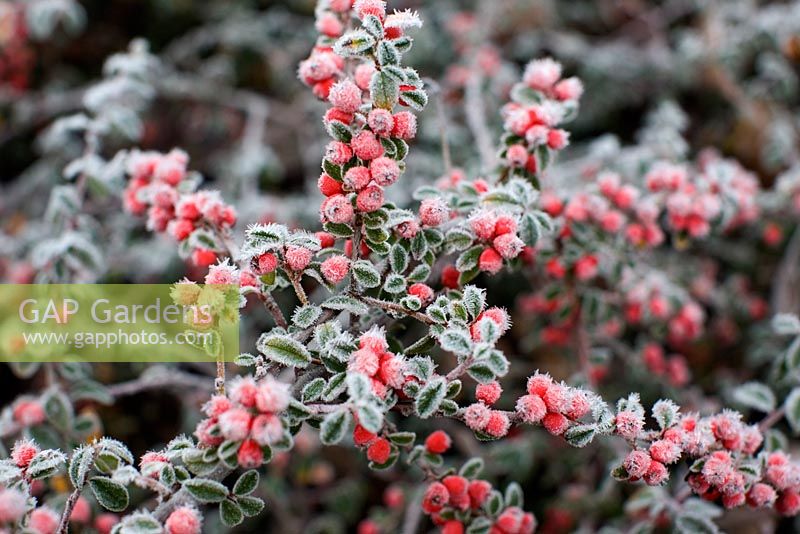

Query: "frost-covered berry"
<box><xmin>463</xmin><ymin>402</ymin><xmax>491</xmax><ymax>431</ymax></box>
<box><xmin>422</xmin><ymin>482</ymin><xmax>450</xmax><ymax>514</ymax></box>
<box><xmin>547</xmin><ymin>129</ymin><xmax>569</xmax><ymax>150</ymax></box>
<box><xmin>321</xmin><ymin>255</ymin><xmax>350</xmax><ymax>284</ymax></box>
<box><xmin>425</xmin><ymin>430</ymin><xmax>452</xmax><ymax>454</ymax></box>
<box><xmin>321</xmin><ymin>194</ymin><xmax>355</xmax><ymax>223</ymax></box>
<box><xmin>318</xmin><ymin>173</ymin><xmax>344</xmax><ymax>196</ymax></box>
<box><xmin>251</xmin><ymin>414</ymin><xmax>284</xmax><ymax>446</ymax></box>
<box><xmin>316</xmin><ymin>13</ymin><xmax>344</xmax><ymax>37</ymax></box>
<box><xmin>353</xmin><ymin>424</ymin><xmax>377</xmax><ymax>446</ymax></box>
<box><xmin>506</xmin><ymin>144</ymin><xmax>528</xmax><ymax>167</ymax></box>
<box><xmin>192</xmin><ymin>248</ymin><xmax>217</xmax><ymax>267</ymax></box>
<box><xmin>354</xmin><ymin>0</ymin><xmax>386</xmax><ymax>20</ymax></box>
<box><xmin>329</xmin><ymin>0</ymin><xmax>353</xmax><ymax>12</ymax></box>
<box><xmin>485</xmin><ymin>411</ymin><xmax>510</xmax><ymax>437</ymax></box>
<box><xmin>649</xmin><ymin>439</ymin><xmax>681</xmax><ymax>464</ymax></box>
<box><xmin>344</xmin><ymin>166</ymin><xmax>372</xmax><ymax>191</ymax></box>
<box><xmin>285</xmin><ymin>246</ymin><xmax>313</xmax><ymax>272</ymax></box>
<box><xmin>254</xmin><ymin>376</ymin><xmax>291</xmax><ymax>413</ymax></box>
<box><xmin>29</xmin><ymin>507</ymin><xmax>59</xmax><ymax>534</ymax></box>
<box><xmin>643</xmin><ymin>460</ymin><xmax>669</xmax><ymax>486</ymax></box>
<box><xmin>408</xmin><ymin>283</ymin><xmax>434</xmax><ymax>304</ymax></box>
<box><xmin>70</xmin><ymin>496</ymin><xmax>91</xmax><ymax>523</ymax></box>
<box><xmin>615</xmin><ymin>411</ymin><xmax>644</xmax><ymax>440</ymax></box>
<box><xmin>523</xmin><ymin>58</ymin><xmax>562</xmax><ymax>90</ymax></box>
<box><xmin>218</xmin><ymin>407</ymin><xmax>252</xmax><ymax>441</ymax></box>
<box><xmin>542</xmin><ymin>412</ymin><xmax>569</xmax><ymax>435</ymax></box>
<box><xmin>777</xmin><ymin>491</ymin><xmax>800</xmax><ymax>516</ymax></box>
<box><xmin>355</xmin><ymin>63</ymin><xmax>376</xmax><ymax>90</ymax></box>
<box><xmin>367</xmin><ymin>437</ymin><xmax>391</xmax><ymax>464</ymax></box>
<box><xmin>325</xmin><ymin>141</ymin><xmax>353</xmax><ymax>165</ymax></box>
<box><xmin>367</xmin><ymin>109</ymin><xmax>394</xmax><ymax>137</ymax></box>
<box><xmin>329</xmin><ymin>80</ymin><xmax>362</xmax><ymax>113</ymax></box>
<box><xmin>237</xmin><ymin>439</ymin><xmax>264</xmax><ymax>468</ymax></box>
<box><xmin>257</xmin><ymin>252</ymin><xmax>279</xmax><ymax>275</ymax></box>
<box><xmin>168</xmin><ymin>218</ymin><xmax>194</xmax><ymax>241</ymax></box>
<box><xmin>554</xmin><ymin>77</ymin><xmax>583</xmax><ymax>101</ymax></box>
<box><xmin>470</xmin><ymin>211</ymin><xmax>497</xmax><ymax>240</ymax></box>
<box><xmin>351</xmin><ymin>130</ymin><xmax>384</xmax><ymax>161</ymax></box>
<box><xmin>392</xmin><ymin>111</ymin><xmax>417</xmax><ymax>139</ymax></box>
<box><xmin>165</xmin><ymin>506</ymin><xmax>202</xmax><ymax>534</ymax></box>
<box><xmin>0</xmin><ymin>487</ymin><xmax>27</xmax><ymax>524</ymax></box>
<box><xmin>370</xmin><ymin>157</ymin><xmax>401</xmax><ymax>186</ymax></box>
<box><xmin>493</xmin><ymin>233</ymin><xmax>524</xmax><ymax>259</ymax></box>
<box><xmin>623</xmin><ymin>450</ymin><xmax>651</xmax><ymax>479</ymax></box>
<box><xmin>747</xmin><ymin>483</ymin><xmax>777</xmax><ymax>508</ymax></box>
<box><xmin>476</xmin><ymin>381</ymin><xmax>502</xmax><ymax>405</ymax></box>
<box><xmin>11</xmin><ymin>439</ymin><xmax>38</xmax><ymax>468</ymax></box>
<box><xmin>441</xmin><ymin>264</ymin><xmax>460</xmax><ymax>288</ymax></box>
<box><xmin>702</xmin><ymin>451</ymin><xmax>733</xmax><ymax>486</ymax></box>
<box><xmin>468</xmin><ymin>480</ymin><xmax>492</xmax><ymax>508</ymax></box>
<box><xmin>12</xmin><ymin>399</ymin><xmax>45</xmax><ymax>426</ymax></box>
<box><xmin>356</xmin><ymin>185</ymin><xmax>384</xmax><ymax>212</ymax></box>
<box><xmin>516</xmin><ymin>394</ymin><xmax>546</xmax><ymax>423</ymax></box>
<box><xmin>350</xmin><ymin>348</ymin><xmax>380</xmax><ymax>376</ymax></box>
<box><xmin>395</xmin><ymin>219</ymin><xmax>419</xmax><ymax>239</ymax></box>
<box><xmin>479</xmin><ymin>248</ymin><xmax>503</xmax><ymax>274</ymax></box>
<box><xmin>574</xmin><ymin>255</ymin><xmax>599</xmax><ymax>280</ymax></box>
<box><xmin>419</xmin><ymin>198</ymin><xmax>449</xmax><ymax>227</ymax></box>
<box><xmin>494</xmin><ymin>215</ymin><xmax>518</xmax><ymax>236</ymax></box>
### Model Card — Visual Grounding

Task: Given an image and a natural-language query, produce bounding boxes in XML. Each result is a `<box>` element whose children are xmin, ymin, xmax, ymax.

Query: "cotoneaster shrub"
<box><xmin>2</xmin><ymin>0</ymin><xmax>800</xmax><ymax>533</ymax></box>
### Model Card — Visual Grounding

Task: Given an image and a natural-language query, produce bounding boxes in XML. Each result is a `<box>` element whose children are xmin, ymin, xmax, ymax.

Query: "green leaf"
<box><xmin>238</xmin><ymin>495</ymin><xmax>265</xmax><ymax>517</ymax></box>
<box><xmin>564</xmin><ymin>424</ymin><xmax>596</xmax><ymax>447</ymax></box>
<box><xmin>675</xmin><ymin>514</ymin><xmax>720</xmax><ymax>534</ymax></box>
<box><xmin>400</xmin><ymin>88</ymin><xmax>428</xmax><ymax>111</ymax></box>
<box><xmin>459</xmin><ymin>457</ymin><xmax>484</xmax><ymax>478</ymax></box>
<box><xmin>322</xmin><ymin>373</ymin><xmax>348</xmax><ymax>402</ymax></box>
<box><xmin>292</xmin><ymin>305</ymin><xmax>322</xmax><ymax>329</ymax></box>
<box><xmin>456</xmin><ymin>246</ymin><xmax>483</xmax><ymax>272</ymax></box>
<box><xmin>415</xmin><ymin>377</ymin><xmax>446</xmax><ymax>418</ymax></box>
<box><xmin>784</xmin><ymin>387</ymin><xmax>800</xmax><ymax>435</ymax></box>
<box><xmin>732</xmin><ymin>382</ymin><xmax>775</xmax><ymax>413</ymax></box>
<box><xmin>370</xmin><ymin>71</ymin><xmax>400</xmax><ymax>109</ymax></box>
<box><xmin>439</xmin><ymin>329</ymin><xmax>472</xmax><ymax>356</ymax></box>
<box><xmin>462</xmin><ymin>286</ymin><xmax>486</xmax><ymax>319</ymax></box>
<box><xmin>334</xmin><ymin>30</ymin><xmax>376</xmax><ymax>57</ymax></box>
<box><xmin>504</xmin><ymin>482</ymin><xmax>523</xmax><ymax>508</ymax></box>
<box><xmin>322</xmin><ymin>295</ymin><xmax>369</xmax><ymax>315</ymax></box>
<box><xmin>220</xmin><ymin>499</ymin><xmax>244</xmax><ymax>527</ymax></box>
<box><xmin>44</xmin><ymin>389</ymin><xmax>74</xmax><ymax>432</ymax></box>
<box><xmin>467</xmin><ymin>362</ymin><xmax>496</xmax><ymax>384</ymax></box>
<box><xmin>257</xmin><ymin>333</ymin><xmax>312</xmax><ymax>368</ymax></box>
<box><xmin>90</xmin><ymin>476</ymin><xmax>129</xmax><ymax>512</ymax></box>
<box><xmin>377</xmin><ymin>41</ymin><xmax>400</xmax><ymax>66</ymax></box>
<box><xmin>69</xmin><ymin>445</ymin><xmax>94</xmax><ymax>487</ymax></box>
<box><xmin>390</xmin><ymin>244</ymin><xmax>409</xmax><ymax>273</ymax></box>
<box><xmin>356</xmin><ymin>403</ymin><xmax>384</xmax><ymax>434</ymax></box>
<box><xmin>352</xmin><ymin>260</ymin><xmax>381</xmax><ymax>288</ymax></box>
<box><xmin>27</xmin><ymin>449</ymin><xmax>66</xmax><ymax>480</ymax></box>
<box><xmin>388</xmin><ymin>432</ymin><xmax>416</xmax><ymax>446</ymax></box>
<box><xmin>320</xmin><ymin>410</ymin><xmax>352</xmax><ymax>445</ymax></box>
<box><xmin>183</xmin><ymin>478</ymin><xmax>230</xmax><ymax>503</ymax></box>
<box><xmin>383</xmin><ymin>273</ymin><xmax>407</xmax><ymax>294</ymax></box>
<box><xmin>302</xmin><ymin>378</ymin><xmax>327</xmax><ymax>403</ymax></box>
<box><xmin>233</xmin><ymin>470</ymin><xmax>259</xmax><ymax>496</ymax></box>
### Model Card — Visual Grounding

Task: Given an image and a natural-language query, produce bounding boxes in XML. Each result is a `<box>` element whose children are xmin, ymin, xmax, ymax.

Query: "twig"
<box><xmin>355</xmin><ymin>295</ymin><xmax>436</xmax><ymax>325</ymax></box>
<box><xmin>106</xmin><ymin>370</ymin><xmax>214</xmax><ymax>397</ymax></box>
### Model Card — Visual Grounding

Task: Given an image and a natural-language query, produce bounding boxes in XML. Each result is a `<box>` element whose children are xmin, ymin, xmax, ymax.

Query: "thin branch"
<box><xmin>355</xmin><ymin>295</ymin><xmax>436</xmax><ymax>325</ymax></box>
